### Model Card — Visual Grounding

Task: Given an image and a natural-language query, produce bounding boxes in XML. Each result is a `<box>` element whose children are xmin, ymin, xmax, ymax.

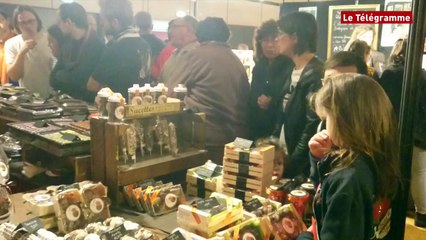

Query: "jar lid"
<box><xmin>140</xmin><ymin>83</ymin><xmax>152</xmax><ymax>92</ymax></box>
<box><xmin>154</xmin><ymin>83</ymin><xmax>168</xmax><ymax>92</ymax></box>
<box><xmin>108</xmin><ymin>93</ymin><xmax>125</xmax><ymax>103</ymax></box>
<box><xmin>301</xmin><ymin>183</ymin><xmax>314</xmax><ymax>190</ymax></box>
<box><xmin>128</xmin><ymin>84</ymin><xmax>140</xmax><ymax>93</ymax></box>
<box><xmin>174</xmin><ymin>84</ymin><xmax>187</xmax><ymax>93</ymax></box>
<box><xmin>97</xmin><ymin>87</ymin><xmax>113</xmax><ymax>97</ymax></box>
<box><xmin>290</xmin><ymin>189</ymin><xmax>308</xmax><ymax>197</ymax></box>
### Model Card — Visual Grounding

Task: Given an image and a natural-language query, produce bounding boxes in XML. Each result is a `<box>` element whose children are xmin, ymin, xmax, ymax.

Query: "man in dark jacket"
<box><xmin>51</xmin><ymin>2</ymin><xmax>105</xmax><ymax>102</ymax></box>
<box><xmin>87</xmin><ymin>0</ymin><xmax>150</xmax><ymax>99</ymax></box>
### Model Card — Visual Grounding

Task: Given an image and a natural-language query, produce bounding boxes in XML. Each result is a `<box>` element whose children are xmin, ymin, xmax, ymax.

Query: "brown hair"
<box><xmin>314</xmin><ymin>73</ymin><xmax>400</xmax><ymax>199</ymax></box>
<box><xmin>388</xmin><ymin>38</ymin><xmax>407</xmax><ymax>66</ymax></box>
<box><xmin>12</xmin><ymin>5</ymin><xmax>42</xmax><ymax>34</ymax></box>
<box><xmin>255</xmin><ymin>136</ymin><xmax>286</xmax><ymax>179</ymax></box>
<box><xmin>348</xmin><ymin>39</ymin><xmax>371</xmax><ymax>63</ymax></box>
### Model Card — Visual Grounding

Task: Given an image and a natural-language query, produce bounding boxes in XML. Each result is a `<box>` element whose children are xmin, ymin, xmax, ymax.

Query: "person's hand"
<box><xmin>20</xmin><ymin>39</ymin><xmax>37</xmax><ymax>55</ymax></box>
<box><xmin>257</xmin><ymin>94</ymin><xmax>271</xmax><ymax>110</ymax></box>
<box><xmin>308</xmin><ymin>130</ymin><xmax>333</xmax><ymax>159</ymax></box>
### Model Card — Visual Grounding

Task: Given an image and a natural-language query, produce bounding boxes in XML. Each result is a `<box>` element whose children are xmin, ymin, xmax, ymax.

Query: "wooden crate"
<box><xmin>222</xmin><ymin>186</ymin><xmax>257</xmax><ymax>202</ymax></box>
<box><xmin>186</xmin><ymin>184</ymin><xmax>214</xmax><ymax>198</ymax></box>
<box><xmin>224</xmin><ymin>143</ymin><xmax>275</xmax><ymax>165</ymax></box>
<box><xmin>177</xmin><ymin>192</ymin><xmax>243</xmax><ymax>238</ymax></box>
<box><xmin>223</xmin><ymin>158</ymin><xmax>273</xmax><ymax>179</ymax></box>
<box><xmin>223</xmin><ymin>172</ymin><xmax>266</xmax><ymax>194</ymax></box>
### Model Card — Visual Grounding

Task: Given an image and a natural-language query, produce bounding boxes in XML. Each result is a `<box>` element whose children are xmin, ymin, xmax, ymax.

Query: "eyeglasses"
<box><xmin>261</xmin><ymin>37</ymin><xmax>277</xmax><ymax>44</ymax></box>
<box><xmin>18</xmin><ymin>19</ymin><xmax>37</xmax><ymax>26</ymax></box>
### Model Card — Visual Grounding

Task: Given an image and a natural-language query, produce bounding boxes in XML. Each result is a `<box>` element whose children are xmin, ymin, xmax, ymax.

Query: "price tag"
<box><xmin>164</xmin><ymin>230</ymin><xmax>185</xmax><ymax>240</ymax></box>
<box><xmin>196</xmin><ymin>197</ymin><xmax>220</xmax><ymax>210</ymax></box>
<box><xmin>233</xmin><ymin>137</ymin><xmax>253</xmax><ymax>149</ymax></box>
<box><xmin>244</xmin><ymin>198</ymin><xmax>263</xmax><ymax>212</ymax></box>
<box><xmin>103</xmin><ymin>224</ymin><xmax>126</xmax><ymax>240</ymax></box>
<box><xmin>21</xmin><ymin>218</ymin><xmax>43</xmax><ymax>233</ymax></box>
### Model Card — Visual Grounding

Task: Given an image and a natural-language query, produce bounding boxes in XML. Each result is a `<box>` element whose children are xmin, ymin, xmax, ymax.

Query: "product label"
<box><xmin>90</xmin><ymin>198</ymin><xmax>105</xmax><ymax>214</ymax></box>
<box><xmin>22</xmin><ymin>217</ymin><xmax>43</xmax><ymax>233</ymax></box>
<box><xmin>0</xmin><ymin>162</ymin><xmax>8</xmax><ymax>178</ymax></box>
<box><xmin>65</xmin><ymin>204</ymin><xmax>81</xmax><ymax>222</ymax></box>
<box><xmin>124</xmin><ymin>102</ymin><xmax>182</xmax><ymax>119</ymax></box>
<box><xmin>114</xmin><ymin>106</ymin><xmax>125</xmax><ymax>120</ymax></box>
<box><xmin>164</xmin><ymin>230</ymin><xmax>185</xmax><ymax>240</ymax></box>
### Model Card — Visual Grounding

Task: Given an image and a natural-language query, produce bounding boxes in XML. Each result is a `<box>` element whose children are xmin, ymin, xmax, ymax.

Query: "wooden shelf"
<box><xmin>91</xmin><ymin>111</ymin><xmax>207</xmax><ymax>205</ymax></box>
<box><xmin>117</xmin><ymin>149</ymin><xmax>207</xmax><ymax>186</ymax></box>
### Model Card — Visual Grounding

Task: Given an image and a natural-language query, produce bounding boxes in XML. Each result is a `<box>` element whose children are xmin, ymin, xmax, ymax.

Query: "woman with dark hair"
<box><xmin>249</xmin><ymin>19</ymin><xmax>292</xmax><ymax>140</ymax></box>
<box><xmin>379</xmin><ymin>39</ymin><xmax>426</xmax><ymax>227</ymax></box>
<box><xmin>274</xmin><ymin>12</ymin><xmax>323</xmax><ymax>178</ymax></box>
<box><xmin>5</xmin><ymin>5</ymin><xmax>53</xmax><ymax>98</ymax></box>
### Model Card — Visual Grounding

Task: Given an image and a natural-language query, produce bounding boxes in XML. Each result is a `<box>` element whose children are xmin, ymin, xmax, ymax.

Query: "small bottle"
<box><xmin>128</xmin><ymin>84</ymin><xmax>142</xmax><ymax>105</ymax></box>
<box><xmin>140</xmin><ymin>83</ymin><xmax>153</xmax><ymax>104</ymax></box>
<box><xmin>173</xmin><ymin>84</ymin><xmax>187</xmax><ymax>101</ymax></box>
<box><xmin>107</xmin><ymin>93</ymin><xmax>126</xmax><ymax>124</ymax></box>
<box><xmin>153</xmin><ymin>83</ymin><xmax>168</xmax><ymax>104</ymax></box>
<box><xmin>96</xmin><ymin>88</ymin><xmax>113</xmax><ymax>118</ymax></box>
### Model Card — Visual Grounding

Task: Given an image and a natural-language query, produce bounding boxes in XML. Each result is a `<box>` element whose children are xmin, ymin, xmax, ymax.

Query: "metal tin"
<box><xmin>267</xmin><ymin>184</ymin><xmax>286</xmax><ymax>204</ymax></box>
<box><xmin>288</xmin><ymin>189</ymin><xmax>309</xmax><ymax>218</ymax></box>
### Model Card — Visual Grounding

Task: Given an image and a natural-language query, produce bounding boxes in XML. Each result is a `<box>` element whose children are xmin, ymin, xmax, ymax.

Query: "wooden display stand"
<box><xmin>90</xmin><ymin>109</ymin><xmax>207</xmax><ymax>205</ymax></box>
<box><xmin>8</xmin><ymin>124</ymin><xmax>92</xmax><ymax>183</ymax></box>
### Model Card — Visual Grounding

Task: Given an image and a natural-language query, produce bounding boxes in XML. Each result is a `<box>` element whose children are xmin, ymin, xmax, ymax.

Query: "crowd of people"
<box><xmin>0</xmin><ymin>0</ymin><xmax>424</xmax><ymax>238</ymax></box>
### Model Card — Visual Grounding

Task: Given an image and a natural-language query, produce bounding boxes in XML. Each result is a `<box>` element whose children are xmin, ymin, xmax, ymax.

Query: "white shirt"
<box><xmin>283</xmin><ymin>67</ymin><xmax>304</xmax><ymax>110</ymax></box>
<box><xmin>5</xmin><ymin>33</ymin><xmax>53</xmax><ymax>98</ymax></box>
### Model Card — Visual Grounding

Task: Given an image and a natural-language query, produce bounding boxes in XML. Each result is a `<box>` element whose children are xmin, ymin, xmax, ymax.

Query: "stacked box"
<box><xmin>177</xmin><ymin>192</ymin><xmax>243</xmax><ymax>238</ymax></box>
<box><xmin>222</xmin><ymin>143</ymin><xmax>275</xmax><ymax>202</ymax></box>
<box><xmin>186</xmin><ymin>162</ymin><xmax>223</xmax><ymax>198</ymax></box>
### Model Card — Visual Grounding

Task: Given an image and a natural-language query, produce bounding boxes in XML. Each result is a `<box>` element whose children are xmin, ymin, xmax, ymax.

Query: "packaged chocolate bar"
<box><xmin>53</xmin><ymin>189</ymin><xmax>87</xmax><ymax>234</ymax></box>
<box><xmin>217</xmin><ymin>217</ymin><xmax>271</xmax><ymax>240</ymax></box>
<box><xmin>146</xmin><ymin>184</ymin><xmax>185</xmax><ymax>216</ymax></box>
<box><xmin>140</xmin><ymin>183</ymin><xmax>173</xmax><ymax>214</ymax></box>
<box><xmin>80</xmin><ymin>183</ymin><xmax>111</xmax><ymax>222</ymax></box>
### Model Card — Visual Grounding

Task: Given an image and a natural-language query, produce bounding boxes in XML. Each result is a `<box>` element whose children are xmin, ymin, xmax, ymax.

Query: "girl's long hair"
<box><xmin>314</xmin><ymin>73</ymin><xmax>400</xmax><ymax>199</ymax></box>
